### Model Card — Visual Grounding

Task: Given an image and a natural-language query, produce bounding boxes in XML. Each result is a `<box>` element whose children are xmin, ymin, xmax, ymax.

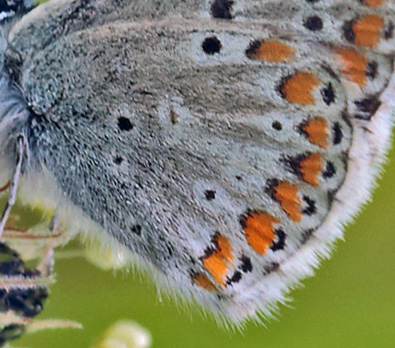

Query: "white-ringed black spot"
<box><xmin>131</xmin><ymin>225</ymin><xmax>142</xmax><ymax>236</ymax></box>
<box><xmin>302</xmin><ymin>196</ymin><xmax>316</xmax><ymax>215</ymax></box>
<box><xmin>343</xmin><ymin>20</ymin><xmax>356</xmax><ymax>44</ymax></box>
<box><xmin>202</xmin><ymin>36</ymin><xmax>222</xmax><ymax>55</ymax></box>
<box><xmin>305</xmin><ymin>0</ymin><xmax>321</xmax><ymax>3</ymax></box>
<box><xmin>332</xmin><ymin>122</ymin><xmax>343</xmax><ymax>145</ymax></box>
<box><xmin>117</xmin><ymin>117</ymin><xmax>133</xmax><ymax>131</ymax></box>
<box><xmin>240</xmin><ymin>256</ymin><xmax>253</xmax><ymax>273</ymax></box>
<box><xmin>225</xmin><ymin>255</ymin><xmax>253</xmax><ymax>286</ymax></box>
<box><xmin>321</xmin><ymin>82</ymin><xmax>336</xmax><ymax>105</ymax></box>
<box><xmin>271</xmin><ymin>229</ymin><xmax>286</xmax><ymax>251</ymax></box>
<box><xmin>323</xmin><ymin>161</ymin><xmax>336</xmax><ymax>178</ymax></box>
<box><xmin>355</xmin><ymin>96</ymin><xmax>381</xmax><ymax>120</ymax></box>
<box><xmin>366</xmin><ymin>61</ymin><xmax>378</xmax><ymax>80</ymax></box>
<box><xmin>272</xmin><ymin>121</ymin><xmax>282</xmax><ymax>131</ymax></box>
<box><xmin>384</xmin><ymin>22</ymin><xmax>394</xmax><ymax>39</ymax></box>
<box><xmin>204</xmin><ymin>190</ymin><xmax>216</xmax><ymax>201</ymax></box>
<box><xmin>235</xmin><ymin>175</ymin><xmax>243</xmax><ymax>181</ymax></box>
<box><xmin>113</xmin><ymin>156</ymin><xmax>123</xmax><ymax>165</ymax></box>
<box><xmin>210</xmin><ymin>0</ymin><xmax>234</xmax><ymax>19</ymax></box>
<box><xmin>304</xmin><ymin>16</ymin><xmax>323</xmax><ymax>31</ymax></box>
<box><xmin>226</xmin><ymin>271</ymin><xmax>242</xmax><ymax>285</ymax></box>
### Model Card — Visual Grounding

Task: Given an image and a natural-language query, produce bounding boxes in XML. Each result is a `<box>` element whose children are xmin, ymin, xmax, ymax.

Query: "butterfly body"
<box><xmin>0</xmin><ymin>0</ymin><xmax>393</xmax><ymax>324</ymax></box>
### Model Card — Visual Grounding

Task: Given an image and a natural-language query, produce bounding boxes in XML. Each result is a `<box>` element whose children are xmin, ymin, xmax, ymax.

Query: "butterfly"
<box><xmin>0</xmin><ymin>0</ymin><xmax>393</xmax><ymax>326</ymax></box>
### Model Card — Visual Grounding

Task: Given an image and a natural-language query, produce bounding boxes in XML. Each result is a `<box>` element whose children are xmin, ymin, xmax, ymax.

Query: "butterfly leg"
<box><xmin>0</xmin><ymin>135</ymin><xmax>25</xmax><ymax>240</ymax></box>
<box><xmin>36</xmin><ymin>212</ymin><xmax>61</xmax><ymax>277</ymax></box>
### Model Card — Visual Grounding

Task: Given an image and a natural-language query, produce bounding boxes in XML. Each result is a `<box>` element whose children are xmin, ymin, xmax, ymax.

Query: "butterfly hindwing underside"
<box><xmin>0</xmin><ymin>0</ymin><xmax>393</xmax><ymax>324</ymax></box>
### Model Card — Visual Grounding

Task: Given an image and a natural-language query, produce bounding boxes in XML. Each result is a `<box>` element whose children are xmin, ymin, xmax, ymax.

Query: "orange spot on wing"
<box><xmin>335</xmin><ymin>48</ymin><xmax>368</xmax><ymax>86</ymax></box>
<box><xmin>241</xmin><ymin>211</ymin><xmax>279</xmax><ymax>255</ymax></box>
<box><xmin>302</xmin><ymin>117</ymin><xmax>329</xmax><ymax>148</ymax></box>
<box><xmin>299</xmin><ymin>153</ymin><xmax>323</xmax><ymax>187</ymax></box>
<box><xmin>280</xmin><ymin>72</ymin><xmax>320</xmax><ymax>105</ymax></box>
<box><xmin>246</xmin><ymin>40</ymin><xmax>294</xmax><ymax>62</ymax></box>
<box><xmin>353</xmin><ymin>15</ymin><xmax>384</xmax><ymax>47</ymax></box>
<box><xmin>203</xmin><ymin>256</ymin><xmax>228</xmax><ymax>285</ymax></box>
<box><xmin>202</xmin><ymin>234</ymin><xmax>234</xmax><ymax>286</ymax></box>
<box><xmin>363</xmin><ymin>0</ymin><xmax>385</xmax><ymax>7</ymax></box>
<box><xmin>273</xmin><ymin>181</ymin><xmax>302</xmax><ymax>222</ymax></box>
<box><xmin>216</xmin><ymin>234</ymin><xmax>234</xmax><ymax>262</ymax></box>
<box><xmin>192</xmin><ymin>273</ymin><xmax>216</xmax><ymax>291</ymax></box>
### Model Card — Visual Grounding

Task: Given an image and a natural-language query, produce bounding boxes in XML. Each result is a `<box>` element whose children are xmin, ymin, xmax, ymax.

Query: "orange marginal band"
<box><xmin>335</xmin><ymin>48</ymin><xmax>368</xmax><ymax>86</ymax></box>
<box><xmin>247</xmin><ymin>40</ymin><xmax>294</xmax><ymax>62</ymax></box>
<box><xmin>353</xmin><ymin>15</ymin><xmax>384</xmax><ymax>47</ymax></box>
<box><xmin>302</xmin><ymin>117</ymin><xmax>329</xmax><ymax>148</ymax></box>
<box><xmin>202</xmin><ymin>234</ymin><xmax>234</xmax><ymax>286</ymax></box>
<box><xmin>192</xmin><ymin>273</ymin><xmax>216</xmax><ymax>291</ymax></box>
<box><xmin>363</xmin><ymin>0</ymin><xmax>385</xmax><ymax>7</ymax></box>
<box><xmin>281</xmin><ymin>72</ymin><xmax>320</xmax><ymax>105</ymax></box>
<box><xmin>242</xmin><ymin>211</ymin><xmax>279</xmax><ymax>255</ymax></box>
<box><xmin>273</xmin><ymin>181</ymin><xmax>302</xmax><ymax>222</ymax></box>
<box><xmin>299</xmin><ymin>153</ymin><xmax>323</xmax><ymax>187</ymax></box>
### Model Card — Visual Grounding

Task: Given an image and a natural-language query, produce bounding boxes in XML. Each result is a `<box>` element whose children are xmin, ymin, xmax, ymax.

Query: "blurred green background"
<box><xmin>10</xmin><ymin>138</ymin><xmax>394</xmax><ymax>348</ymax></box>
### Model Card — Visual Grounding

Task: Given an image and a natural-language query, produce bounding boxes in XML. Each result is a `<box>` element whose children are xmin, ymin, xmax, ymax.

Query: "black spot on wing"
<box><xmin>226</xmin><ymin>255</ymin><xmax>253</xmax><ymax>286</ymax></box>
<box><xmin>204</xmin><ymin>190</ymin><xmax>216</xmax><ymax>201</ymax></box>
<box><xmin>343</xmin><ymin>20</ymin><xmax>356</xmax><ymax>44</ymax></box>
<box><xmin>355</xmin><ymin>96</ymin><xmax>381</xmax><ymax>120</ymax></box>
<box><xmin>245</xmin><ymin>40</ymin><xmax>262</xmax><ymax>59</ymax></box>
<box><xmin>226</xmin><ymin>271</ymin><xmax>242</xmax><ymax>285</ymax></box>
<box><xmin>271</xmin><ymin>229</ymin><xmax>286</xmax><ymax>251</ymax></box>
<box><xmin>333</xmin><ymin>122</ymin><xmax>343</xmax><ymax>145</ymax></box>
<box><xmin>384</xmin><ymin>21</ymin><xmax>394</xmax><ymax>40</ymax></box>
<box><xmin>113</xmin><ymin>156</ymin><xmax>123</xmax><ymax>165</ymax></box>
<box><xmin>302</xmin><ymin>196</ymin><xmax>316</xmax><ymax>216</ymax></box>
<box><xmin>240</xmin><ymin>256</ymin><xmax>253</xmax><ymax>273</ymax></box>
<box><xmin>366</xmin><ymin>61</ymin><xmax>378</xmax><ymax>80</ymax></box>
<box><xmin>272</xmin><ymin>121</ymin><xmax>282</xmax><ymax>131</ymax></box>
<box><xmin>118</xmin><ymin>117</ymin><xmax>133</xmax><ymax>131</ymax></box>
<box><xmin>323</xmin><ymin>161</ymin><xmax>336</xmax><ymax>179</ymax></box>
<box><xmin>304</xmin><ymin>16</ymin><xmax>323</xmax><ymax>31</ymax></box>
<box><xmin>131</xmin><ymin>225</ymin><xmax>142</xmax><ymax>236</ymax></box>
<box><xmin>210</xmin><ymin>0</ymin><xmax>234</xmax><ymax>19</ymax></box>
<box><xmin>202</xmin><ymin>36</ymin><xmax>222</xmax><ymax>55</ymax></box>
<box><xmin>321</xmin><ymin>82</ymin><xmax>336</xmax><ymax>105</ymax></box>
